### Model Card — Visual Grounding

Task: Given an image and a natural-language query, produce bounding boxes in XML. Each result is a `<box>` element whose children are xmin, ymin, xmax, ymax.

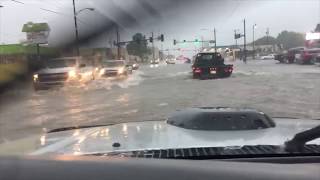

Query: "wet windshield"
<box><xmin>46</xmin><ymin>59</ymin><xmax>77</xmax><ymax>68</ymax></box>
<box><xmin>0</xmin><ymin>0</ymin><xmax>320</xmax><ymax>156</ymax></box>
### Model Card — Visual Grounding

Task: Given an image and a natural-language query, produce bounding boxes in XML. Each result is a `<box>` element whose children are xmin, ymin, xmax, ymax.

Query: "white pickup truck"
<box><xmin>32</xmin><ymin>57</ymin><xmax>96</xmax><ymax>90</ymax></box>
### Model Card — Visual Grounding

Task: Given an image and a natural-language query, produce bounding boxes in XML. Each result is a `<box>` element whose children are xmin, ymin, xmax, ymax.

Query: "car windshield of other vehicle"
<box><xmin>102</xmin><ymin>60</ymin><xmax>124</xmax><ymax>67</ymax></box>
<box><xmin>195</xmin><ymin>53</ymin><xmax>222</xmax><ymax>65</ymax></box>
<box><xmin>46</xmin><ymin>59</ymin><xmax>76</xmax><ymax>68</ymax></box>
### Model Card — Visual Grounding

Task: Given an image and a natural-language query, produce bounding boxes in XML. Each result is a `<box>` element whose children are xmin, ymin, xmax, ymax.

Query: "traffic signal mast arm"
<box><xmin>114</xmin><ymin>34</ymin><xmax>164</xmax><ymax>46</ymax></box>
<box><xmin>173</xmin><ymin>39</ymin><xmax>215</xmax><ymax>45</ymax></box>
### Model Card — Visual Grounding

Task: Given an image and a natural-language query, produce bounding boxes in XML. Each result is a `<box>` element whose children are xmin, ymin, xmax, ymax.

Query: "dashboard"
<box><xmin>0</xmin><ymin>156</ymin><xmax>319</xmax><ymax>180</ymax></box>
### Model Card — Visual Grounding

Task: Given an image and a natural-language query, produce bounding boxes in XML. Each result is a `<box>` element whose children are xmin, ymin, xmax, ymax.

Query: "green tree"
<box><xmin>252</xmin><ymin>36</ymin><xmax>277</xmax><ymax>46</ymax></box>
<box><xmin>127</xmin><ymin>33</ymin><xmax>150</xmax><ymax>62</ymax></box>
<box><xmin>276</xmin><ymin>31</ymin><xmax>305</xmax><ymax>49</ymax></box>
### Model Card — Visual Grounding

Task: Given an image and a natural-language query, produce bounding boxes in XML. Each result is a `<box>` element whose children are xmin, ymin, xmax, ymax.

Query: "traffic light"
<box><xmin>234</xmin><ymin>34</ymin><xmax>241</xmax><ymax>39</ymax></box>
<box><xmin>149</xmin><ymin>37</ymin><xmax>153</xmax><ymax>43</ymax></box>
<box><xmin>160</xmin><ymin>34</ymin><xmax>164</xmax><ymax>42</ymax></box>
<box><xmin>173</xmin><ymin>39</ymin><xmax>177</xmax><ymax>45</ymax></box>
<box><xmin>194</xmin><ymin>39</ymin><xmax>200</xmax><ymax>46</ymax></box>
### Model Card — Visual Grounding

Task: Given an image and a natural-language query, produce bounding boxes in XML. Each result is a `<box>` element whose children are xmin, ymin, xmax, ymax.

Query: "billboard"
<box><xmin>306</xmin><ymin>32</ymin><xmax>320</xmax><ymax>40</ymax></box>
<box><xmin>22</xmin><ymin>22</ymin><xmax>50</xmax><ymax>45</ymax></box>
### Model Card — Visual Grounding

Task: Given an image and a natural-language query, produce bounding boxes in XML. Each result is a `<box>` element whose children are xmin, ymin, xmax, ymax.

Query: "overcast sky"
<box><xmin>0</xmin><ymin>0</ymin><xmax>319</xmax><ymax>52</ymax></box>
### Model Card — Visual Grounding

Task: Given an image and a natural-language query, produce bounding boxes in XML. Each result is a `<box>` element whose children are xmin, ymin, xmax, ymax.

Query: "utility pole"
<box><xmin>160</xmin><ymin>43</ymin><xmax>163</xmax><ymax>61</ymax></box>
<box><xmin>214</xmin><ymin>28</ymin><xmax>217</xmax><ymax>53</ymax></box>
<box><xmin>253</xmin><ymin>24</ymin><xmax>257</xmax><ymax>59</ymax></box>
<box><xmin>72</xmin><ymin>0</ymin><xmax>80</xmax><ymax>56</ymax></box>
<box><xmin>36</xmin><ymin>44</ymin><xmax>40</xmax><ymax>61</ymax></box>
<box><xmin>152</xmin><ymin>32</ymin><xmax>155</xmax><ymax>61</ymax></box>
<box><xmin>201</xmin><ymin>36</ymin><xmax>204</xmax><ymax>49</ymax></box>
<box><xmin>266</xmin><ymin>28</ymin><xmax>270</xmax><ymax>45</ymax></box>
<box><xmin>234</xmin><ymin>29</ymin><xmax>238</xmax><ymax>48</ymax></box>
<box><xmin>266</xmin><ymin>28</ymin><xmax>270</xmax><ymax>53</ymax></box>
<box><xmin>243</xmin><ymin>19</ymin><xmax>247</xmax><ymax>63</ymax></box>
<box><xmin>0</xmin><ymin>5</ymin><xmax>3</xmax><ymax>62</ymax></box>
<box><xmin>116</xmin><ymin>25</ymin><xmax>121</xmax><ymax>59</ymax></box>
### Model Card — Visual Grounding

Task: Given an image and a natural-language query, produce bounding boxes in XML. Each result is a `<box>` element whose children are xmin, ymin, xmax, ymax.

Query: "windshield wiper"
<box><xmin>47</xmin><ymin>123</ymin><xmax>115</xmax><ymax>133</ymax></box>
<box><xmin>285</xmin><ymin>125</ymin><xmax>320</xmax><ymax>152</ymax></box>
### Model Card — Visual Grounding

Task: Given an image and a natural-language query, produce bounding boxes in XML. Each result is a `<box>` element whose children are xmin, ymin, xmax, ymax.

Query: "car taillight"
<box><xmin>302</xmin><ymin>51</ymin><xmax>312</xmax><ymax>61</ymax></box>
<box><xmin>194</xmin><ymin>68</ymin><xmax>201</xmax><ymax>73</ymax></box>
<box><xmin>303</xmin><ymin>51</ymin><xmax>310</xmax><ymax>57</ymax></box>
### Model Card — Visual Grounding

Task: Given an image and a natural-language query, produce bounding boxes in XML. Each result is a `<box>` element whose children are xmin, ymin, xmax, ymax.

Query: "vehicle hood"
<box><xmin>31</xmin><ymin>118</ymin><xmax>320</xmax><ymax>155</ymax></box>
<box><xmin>37</xmin><ymin>67</ymin><xmax>76</xmax><ymax>74</ymax></box>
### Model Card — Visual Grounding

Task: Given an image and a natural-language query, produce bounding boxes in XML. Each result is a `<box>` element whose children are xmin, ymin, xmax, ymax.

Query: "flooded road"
<box><xmin>1</xmin><ymin>60</ymin><xmax>320</xmax><ymax>143</ymax></box>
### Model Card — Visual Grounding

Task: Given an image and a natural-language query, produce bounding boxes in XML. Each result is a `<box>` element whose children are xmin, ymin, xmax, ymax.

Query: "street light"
<box><xmin>72</xmin><ymin>0</ymin><xmax>95</xmax><ymax>56</ymax></box>
<box><xmin>0</xmin><ymin>5</ymin><xmax>3</xmax><ymax>58</ymax></box>
<box><xmin>201</xmin><ymin>28</ymin><xmax>216</xmax><ymax>52</ymax></box>
<box><xmin>253</xmin><ymin>24</ymin><xmax>257</xmax><ymax>59</ymax></box>
<box><xmin>76</xmin><ymin>8</ymin><xmax>95</xmax><ymax>15</ymax></box>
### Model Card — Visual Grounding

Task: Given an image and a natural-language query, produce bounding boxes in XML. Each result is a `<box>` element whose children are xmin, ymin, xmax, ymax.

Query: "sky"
<box><xmin>0</xmin><ymin>0</ymin><xmax>319</xmax><ymax>53</ymax></box>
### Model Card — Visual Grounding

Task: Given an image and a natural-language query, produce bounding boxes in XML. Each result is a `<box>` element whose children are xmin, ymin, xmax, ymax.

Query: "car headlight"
<box><xmin>118</xmin><ymin>67</ymin><xmax>125</xmax><ymax>74</ymax></box>
<box><xmin>99</xmin><ymin>69</ymin><xmax>106</xmax><ymax>75</ymax></box>
<box><xmin>33</xmin><ymin>74</ymin><xmax>38</xmax><ymax>81</ymax></box>
<box><xmin>68</xmin><ymin>70</ymin><xmax>77</xmax><ymax>78</ymax></box>
<box><xmin>132</xmin><ymin>64</ymin><xmax>137</xmax><ymax>68</ymax></box>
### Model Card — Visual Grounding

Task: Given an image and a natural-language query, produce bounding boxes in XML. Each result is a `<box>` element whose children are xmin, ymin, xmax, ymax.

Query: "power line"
<box><xmin>10</xmin><ymin>0</ymin><xmax>67</xmax><ymax>15</ymax></box>
<box><xmin>10</xmin><ymin>0</ymin><xmax>96</xmax><ymax>28</ymax></box>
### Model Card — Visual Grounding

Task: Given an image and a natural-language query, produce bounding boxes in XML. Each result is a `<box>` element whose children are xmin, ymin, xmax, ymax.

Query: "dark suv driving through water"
<box><xmin>192</xmin><ymin>52</ymin><xmax>233</xmax><ymax>79</ymax></box>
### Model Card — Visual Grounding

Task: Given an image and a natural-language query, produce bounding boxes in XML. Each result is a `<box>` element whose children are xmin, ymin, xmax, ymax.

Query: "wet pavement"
<box><xmin>1</xmin><ymin>60</ymin><xmax>320</xmax><ymax>143</ymax></box>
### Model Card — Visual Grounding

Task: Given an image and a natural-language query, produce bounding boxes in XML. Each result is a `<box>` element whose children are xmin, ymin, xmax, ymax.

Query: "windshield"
<box><xmin>46</xmin><ymin>59</ymin><xmax>77</xmax><ymax>68</ymax></box>
<box><xmin>0</xmin><ymin>0</ymin><xmax>320</xmax><ymax>157</ymax></box>
<box><xmin>102</xmin><ymin>60</ymin><xmax>124</xmax><ymax>67</ymax></box>
<box><xmin>194</xmin><ymin>53</ymin><xmax>222</xmax><ymax>65</ymax></box>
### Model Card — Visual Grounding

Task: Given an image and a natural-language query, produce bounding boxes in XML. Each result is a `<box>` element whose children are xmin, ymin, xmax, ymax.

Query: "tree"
<box><xmin>252</xmin><ymin>36</ymin><xmax>277</xmax><ymax>46</ymax></box>
<box><xmin>276</xmin><ymin>31</ymin><xmax>305</xmax><ymax>49</ymax></box>
<box><xmin>127</xmin><ymin>33</ymin><xmax>150</xmax><ymax>62</ymax></box>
